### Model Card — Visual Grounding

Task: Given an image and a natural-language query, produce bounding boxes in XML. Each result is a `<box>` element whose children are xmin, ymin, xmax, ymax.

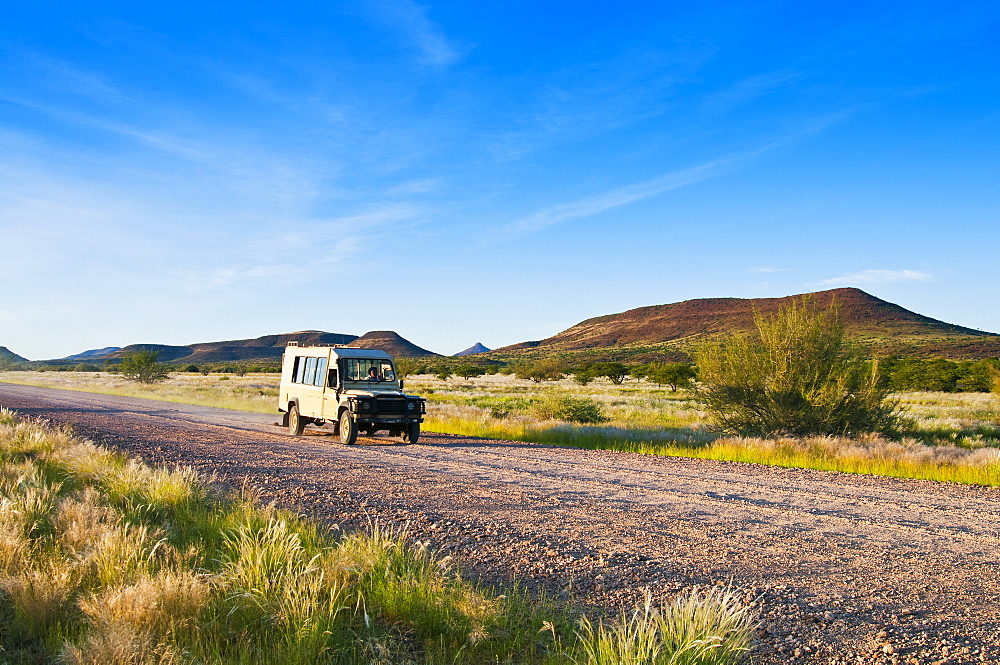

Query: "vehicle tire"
<box><xmin>288</xmin><ymin>405</ymin><xmax>306</xmax><ymax>436</ymax></box>
<box><xmin>339</xmin><ymin>411</ymin><xmax>358</xmax><ymax>445</ymax></box>
<box><xmin>401</xmin><ymin>423</ymin><xmax>420</xmax><ymax>445</ymax></box>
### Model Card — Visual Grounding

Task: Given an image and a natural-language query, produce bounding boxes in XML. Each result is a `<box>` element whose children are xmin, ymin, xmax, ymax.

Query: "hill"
<box><xmin>347</xmin><ymin>331</ymin><xmax>438</xmax><ymax>357</ymax></box>
<box><xmin>492</xmin><ymin>288</ymin><xmax>1000</xmax><ymax>361</ymax></box>
<box><xmin>60</xmin><ymin>347</ymin><xmax>121</xmax><ymax>361</ymax></box>
<box><xmin>455</xmin><ymin>342</ymin><xmax>491</xmax><ymax>356</ymax></box>
<box><xmin>108</xmin><ymin>330</ymin><xmax>438</xmax><ymax>364</ymax></box>
<box><xmin>0</xmin><ymin>346</ymin><xmax>29</xmax><ymax>364</ymax></box>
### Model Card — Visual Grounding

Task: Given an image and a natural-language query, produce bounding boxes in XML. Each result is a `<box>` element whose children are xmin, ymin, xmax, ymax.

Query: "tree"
<box><xmin>454</xmin><ymin>363</ymin><xmax>486</xmax><ymax>379</ymax></box>
<box><xmin>116</xmin><ymin>348</ymin><xmax>170</xmax><ymax>384</ymax></box>
<box><xmin>644</xmin><ymin>362</ymin><xmax>697</xmax><ymax>391</ymax></box>
<box><xmin>513</xmin><ymin>358</ymin><xmax>566</xmax><ymax>383</ymax></box>
<box><xmin>394</xmin><ymin>357</ymin><xmax>420</xmax><ymax>378</ymax></box>
<box><xmin>571</xmin><ymin>363</ymin><xmax>596</xmax><ymax>385</ymax></box>
<box><xmin>591</xmin><ymin>362</ymin><xmax>629</xmax><ymax>385</ymax></box>
<box><xmin>693</xmin><ymin>297</ymin><xmax>900</xmax><ymax>437</ymax></box>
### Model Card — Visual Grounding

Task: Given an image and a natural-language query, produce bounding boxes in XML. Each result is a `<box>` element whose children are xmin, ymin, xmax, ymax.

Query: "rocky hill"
<box><xmin>493</xmin><ymin>288</ymin><xmax>1000</xmax><ymax>361</ymax></box>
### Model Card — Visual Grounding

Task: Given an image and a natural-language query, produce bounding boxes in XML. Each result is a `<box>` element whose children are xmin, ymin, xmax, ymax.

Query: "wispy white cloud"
<box><xmin>748</xmin><ymin>266</ymin><xmax>796</xmax><ymax>274</ymax></box>
<box><xmin>496</xmin><ymin>157</ymin><xmax>734</xmax><ymax>241</ymax></box>
<box><xmin>700</xmin><ymin>70</ymin><xmax>801</xmax><ymax>115</ymax></box>
<box><xmin>818</xmin><ymin>269</ymin><xmax>933</xmax><ymax>286</ymax></box>
<box><xmin>374</xmin><ymin>0</ymin><xmax>463</xmax><ymax>67</ymax></box>
<box><xmin>490</xmin><ymin>108</ymin><xmax>860</xmax><ymax>243</ymax></box>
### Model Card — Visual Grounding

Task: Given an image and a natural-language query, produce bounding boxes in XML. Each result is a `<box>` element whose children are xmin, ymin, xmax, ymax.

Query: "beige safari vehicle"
<box><xmin>278</xmin><ymin>343</ymin><xmax>426</xmax><ymax>444</ymax></box>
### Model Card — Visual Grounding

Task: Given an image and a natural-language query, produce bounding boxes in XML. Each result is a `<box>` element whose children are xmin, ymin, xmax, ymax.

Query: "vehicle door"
<box><xmin>298</xmin><ymin>355</ymin><xmax>327</xmax><ymax>417</ymax></box>
<box><xmin>322</xmin><ymin>352</ymin><xmax>340</xmax><ymax>419</ymax></box>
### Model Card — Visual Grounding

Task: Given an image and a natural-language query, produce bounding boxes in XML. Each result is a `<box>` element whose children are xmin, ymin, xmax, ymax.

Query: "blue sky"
<box><xmin>2</xmin><ymin>1</ymin><xmax>998</xmax><ymax>359</ymax></box>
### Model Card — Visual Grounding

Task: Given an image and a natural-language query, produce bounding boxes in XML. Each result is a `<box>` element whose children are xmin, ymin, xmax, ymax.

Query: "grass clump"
<box><xmin>572</xmin><ymin>587</ymin><xmax>755</xmax><ymax>665</ymax></box>
<box><xmin>0</xmin><ymin>407</ymin><xmax>756</xmax><ymax>664</ymax></box>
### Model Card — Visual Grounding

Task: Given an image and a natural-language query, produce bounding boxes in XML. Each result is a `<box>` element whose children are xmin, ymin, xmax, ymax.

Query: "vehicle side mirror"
<box><xmin>400</xmin><ymin>379</ymin><xmax>404</xmax><ymax>391</ymax></box>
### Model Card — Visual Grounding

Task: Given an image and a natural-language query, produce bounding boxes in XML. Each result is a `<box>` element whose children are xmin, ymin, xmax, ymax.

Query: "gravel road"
<box><xmin>1</xmin><ymin>382</ymin><xmax>998</xmax><ymax>664</ymax></box>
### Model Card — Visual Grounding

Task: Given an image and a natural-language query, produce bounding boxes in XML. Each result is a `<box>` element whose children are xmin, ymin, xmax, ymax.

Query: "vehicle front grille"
<box><xmin>376</xmin><ymin>397</ymin><xmax>406</xmax><ymax>416</ymax></box>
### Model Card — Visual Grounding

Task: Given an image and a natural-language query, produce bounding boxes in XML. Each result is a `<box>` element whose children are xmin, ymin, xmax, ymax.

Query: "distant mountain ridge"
<box><xmin>107</xmin><ymin>330</ymin><xmax>438</xmax><ymax>363</ymax></box>
<box><xmin>60</xmin><ymin>347</ymin><xmax>121</xmax><ymax>361</ymax></box>
<box><xmin>494</xmin><ymin>288</ymin><xmax>1000</xmax><ymax>360</ymax></box>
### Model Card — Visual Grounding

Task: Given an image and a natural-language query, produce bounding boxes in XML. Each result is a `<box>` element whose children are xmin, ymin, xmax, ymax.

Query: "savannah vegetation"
<box><xmin>0</xmin><ymin>408</ymin><xmax>756</xmax><ymax>664</ymax></box>
<box><xmin>1</xmin><ymin>295</ymin><xmax>998</xmax><ymax>486</ymax></box>
<box><xmin>4</xmin><ymin>366</ymin><xmax>999</xmax><ymax>487</ymax></box>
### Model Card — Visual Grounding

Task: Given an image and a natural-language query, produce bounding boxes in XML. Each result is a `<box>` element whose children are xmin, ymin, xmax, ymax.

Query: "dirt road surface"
<box><xmin>1</xmin><ymin>383</ymin><xmax>998</xmax><ymax>664</ymax></box>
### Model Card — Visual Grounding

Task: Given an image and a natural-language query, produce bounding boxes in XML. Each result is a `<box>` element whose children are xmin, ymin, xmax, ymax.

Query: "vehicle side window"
<box><xmin>292</xmin><ymin>357</ymin><xmax>305</xmax><ymax>383</ymax></box>
<box><xmin>303</xmin><ymin>357</ymin><xmax>317</xmax><ymax>385</ymax></box>
<box><xmin>327</xmin><ymin>368</ymin><xmax>338</xmax><ymax>388</ymax></box>
<box><xmin>380</xmin><ymin>361</ymin><xmax>396</xmax><ymax>381</ymax></box>
<box><xmin>314</xmin><ymin>358</ymin><xmax>327</xmax><ymax>387</ymax></box>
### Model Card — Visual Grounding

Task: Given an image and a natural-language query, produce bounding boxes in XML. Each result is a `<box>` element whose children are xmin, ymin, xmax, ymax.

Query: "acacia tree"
<box><xmin>454</xmin><ymin>363</ymin><xmax>486</xmax><ymax>379</ymax></box>
<box><xmin>394</xmin><ymin>357</ymin><xmax>420</xmax><ymax>378</ymax></box>
<box><xmin>117</xmin><ymin>348</ymin><xmax>170</xmax><ymax>384</ymax></box>
<box><xmin>693</xmin><ymin>298</ymin><xmax>900</xmax><ymax>437</ymax></box>
<box><xmin>591</xmin><ymin>362</ymin><xmax>629</xmax><ymax>385</ymax></box>
<box><xmin>513</xmin><ymin>358</ymin><xmax>565</xmax><ymax>383</ymax></box>
<box><xmin>643</xmin><ymin>362</ymin><xmax>697</xmax><ymax>391</ymax></box>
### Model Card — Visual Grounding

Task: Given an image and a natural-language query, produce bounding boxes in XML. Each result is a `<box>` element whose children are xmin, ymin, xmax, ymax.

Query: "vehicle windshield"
<box><xmin>343</xmin><ymin>358</ymin><xmax>396</xmax><ymax>382</ymax></box>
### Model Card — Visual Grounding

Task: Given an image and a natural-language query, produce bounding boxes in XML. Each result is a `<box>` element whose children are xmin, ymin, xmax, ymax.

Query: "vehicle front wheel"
<box><xmin>339</xmin><ymin>411</ymin><xmax>358</xmax><ymax>445</ymax></box>
<box><xmin>288</xmin><ymin>405</ymin><xmax>305</xmax><ymax>436</ymax></box>
<box><xmin>401</xmin><ymin>423</ymin><xmax>420</xmax><ymax>445</ymax></box>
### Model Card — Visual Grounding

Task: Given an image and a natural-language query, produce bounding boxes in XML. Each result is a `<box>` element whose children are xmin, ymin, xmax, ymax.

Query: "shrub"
<box><xmin>530</xmin><ymin>395</ymin><xmax>608</xmax><ymax>424</ymax></box>
<box><xmin>694</xmin><ymin>297</ymin><xmax>900</xmax><ymax>437</ymax></box>
<box><xmin>116</xmin><ymin>348</ymin><xmax>170</xmax><ymax>384</ymax></box>
<box><xmin>182</xmin><ymin>364</ymin><xmax>200</xmax><ymax>373</ymax></box>
<box><xmin>73</xmin><ymin>363</ymin><xmax>101</xmax><ymax>373</ymax></box>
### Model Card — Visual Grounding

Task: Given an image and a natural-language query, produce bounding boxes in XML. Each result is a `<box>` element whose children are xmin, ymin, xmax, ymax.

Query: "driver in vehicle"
<box><xmin>366</xmin><ymin>367</ymin><xmax>381</xmax><ymax>381</ymax></box>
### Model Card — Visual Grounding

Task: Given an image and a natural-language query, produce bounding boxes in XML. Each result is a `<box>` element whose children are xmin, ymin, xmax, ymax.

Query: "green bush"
<box><xmin>694</xmin><ymin>297</ymin><xmax>900</xmax><ymax>437</ymax></box>
<box><xmin>73</xmin><ymin>363</ymin><xmax>101</xmax><ymax>372</ymax></box>
<box><xmin>530</xmin><ymin>395</ymin><xmax>608</xmax><ymax>424</ymax></box>
<box><xmin>182</xmin><ymin>364</ymin><xmax>201</xmax><ymax>373</ymax></box>
<box><xmin>116</xmin><ymin>348</ymin><xmax>170</xmax><ymax>384</ymax></box>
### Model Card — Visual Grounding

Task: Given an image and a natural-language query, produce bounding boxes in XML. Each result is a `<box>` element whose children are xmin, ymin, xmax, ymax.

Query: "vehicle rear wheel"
<box><xmin>339</xmin><ymin>411</ymin><xmax>357</xmax><ymax>445</ymax></box>
<box><xmin>401</xmin><ymin>423</ymin><xmax>420</xmax><ymax>445</ymax></box>
<box><xmin>288</xmin><ymin>405</ymin><xmax>305</xmax><ymax>436</ymax></box>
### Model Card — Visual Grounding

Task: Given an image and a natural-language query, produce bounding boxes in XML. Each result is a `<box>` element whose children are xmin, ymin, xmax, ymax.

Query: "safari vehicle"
<box><xmin>278</xmin><ymin>343</ymin><xmax>426</xmax><ymax>445</ymax></box>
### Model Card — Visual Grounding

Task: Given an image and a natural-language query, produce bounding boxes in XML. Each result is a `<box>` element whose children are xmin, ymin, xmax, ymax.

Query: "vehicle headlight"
<box><xmin>359</xmin><ymin>400</ymin><xmax>372</xmax><ymax>411</ymax></box>
<box><xmin>407</xmin><ymin>401</ymin><xmax>416</xmax><ymax>411</ymax></box>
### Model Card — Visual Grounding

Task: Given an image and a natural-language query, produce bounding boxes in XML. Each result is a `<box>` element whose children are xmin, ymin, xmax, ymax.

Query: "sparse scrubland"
<box><xmin>0</xmin><ymin>408</ymin><xmax>756</xmax><ymax>664</ymax></box>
